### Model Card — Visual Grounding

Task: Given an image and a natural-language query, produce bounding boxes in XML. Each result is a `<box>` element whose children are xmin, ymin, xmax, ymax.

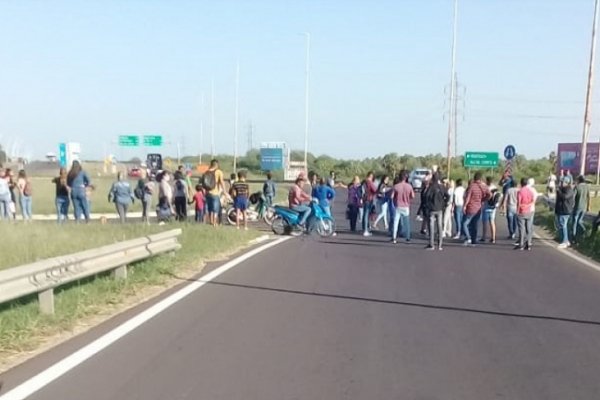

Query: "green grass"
<box><xmin>0</xmin><ymin>224</ymin><xmax>260</xmax><ymax>355</ymax></box>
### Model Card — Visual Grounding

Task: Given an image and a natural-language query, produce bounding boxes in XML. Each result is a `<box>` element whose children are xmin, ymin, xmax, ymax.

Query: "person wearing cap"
<box><xmin>555</xmin><ymin>175</ymin><xmax>575</xmax><ymax>249</ymax></box>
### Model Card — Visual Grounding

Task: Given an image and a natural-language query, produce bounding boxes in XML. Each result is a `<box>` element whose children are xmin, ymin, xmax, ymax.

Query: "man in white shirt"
<box><xmin>452</xmin><ymin>179</ymin><xmax>466</xmax><ymax>239</ymax></box>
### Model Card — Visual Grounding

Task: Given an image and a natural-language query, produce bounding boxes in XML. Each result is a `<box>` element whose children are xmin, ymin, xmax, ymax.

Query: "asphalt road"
<box><xmin>3</xmin><ymin>195</ymin><xmax>600</xmax><ymax>399</ymax></box>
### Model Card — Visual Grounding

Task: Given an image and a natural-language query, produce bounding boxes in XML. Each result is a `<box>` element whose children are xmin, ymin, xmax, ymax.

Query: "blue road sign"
<box><xmin>260</xmin><ymin>147</ymin><xmax>284</xmax><ymax>171</ymax></box>
<box><xmin>504</xmin><ymin>145</ymin><xmax>516</xmax><ymax>160</ymax></box>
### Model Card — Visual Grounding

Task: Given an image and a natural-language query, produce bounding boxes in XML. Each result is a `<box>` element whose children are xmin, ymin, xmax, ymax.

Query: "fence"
<box><xmin>0</xmin><ymin>229</ymin><xmax>182</xmax><ymax>314</ymax></box>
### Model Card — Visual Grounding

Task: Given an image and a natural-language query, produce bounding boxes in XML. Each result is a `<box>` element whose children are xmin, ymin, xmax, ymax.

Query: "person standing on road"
<box><xmin>373</xmin><ymin>175</ymin><xmax>391</xmax><ymax>231</ymax></box>
<box><xmin>263</xmin><ymin>172</ymin><xmax>276</xmax><ymax>207</ymax></box>
<box><xmin>424</xmin><ymin>173</ymin><xmax>448</xmax><ymax>250</ymax></box>
<box><xmin>452</xmin><ymin>179</ymin><xmax>465</xmax><ymax>239</ymax></box>
<box><xmin>462</xmin><ymin>172</ymin><xmax>490</xmax><ymax>246</ymax></box>
<box><xmin>481</xmin><ymin>177</ymin><xmax>501</xmax><ymax>244</ymax></box>
<box><xmin>52</xmin><ymin>168</ymin><xmax>70</xmax><ymax>224</ymax></box>
<box><xmin>16</xmin><ymin>170</ymin><xmax>32</xmax><ymax>221</ymax></box>
<box><xmin>203</xmin><ymin>159</ymin><xmax>225</xmax><ymax>227</ymax></box>
<box><xmin>0</xmin><ymin>169</ymin><xmax>11</xmax><ymax>220</ymax></box>
<box><xmin>391</xmin><ymin>170</ymin><xmax>414</xmax><ymax>244</ymax></box>
<box><xmin>573</xmin><ymin>175</ymin><xmax>591</xmax><ymax>241</ymax></box>
<box><xmin>312</xmin><ymin>177</ymin><xmax>335</xmax><ymax>217</ymax></box>
<box><xmin>347</xmin><ymin>176</ymin><xmax>361</xmax><ymax>232</ymax></box>
<box><xmin>158</xmin><ymin>171</ymin><xmax>174</xmax><ymax>211</ymax></box>
<box><xmin>231</xmin><ymin>170</ymin><xmax>250</xmax><ymax>230</ymax></box>
<box><xmin>327</xmin><ymin>171</ymin><xmax>336</xmax><ymax>188</ymax></box>
<box><xmin>555</xmin><ymin>176</ymin><xmax>575</xmax><ymax>249</ymax></box>
<box><xmin>173</xmin><ymin>171</ymin><xmax>189</xmax><ymax>222</ymax></box>
<box><xmin>503</xmin><ymin>179</ymin><xmax>519</xmax><ymax>240</ymax></box>
<box><xmin>289</xmin><ymin>177</ymin><xmax>312</xmax><ymax>228</ymax></box>
<box><xmin>108</xmin><ymin>172</ymin><xmax>135</xmax><ymax>224</ymax></box>
<box><xmin>67</xmin><ymin>160</ymin><xmax>91</xmax><ymax>223</ymax></box>
<box><xmin>361</xmin><ymin>171</ymin><xmax>378</xmax><ymax>237</ymax></box>
<box><xmin>516</xmin><ymin>178</ymin><xmax>536</xmax><ymax>251</ymax></box>
<box><xmin>419</xmin><ymin>177</ymin><xmax>432</xmax><ymax>236</ymax></box>
<box><xmin>442</xmin><ymin>179</ymin><xmax>455</xmax><ymax>238</ymax></box>
<box><xmin>547</xmin><ymin>171</ymin><xmax>558</xmax><ymax>199</ymax></box>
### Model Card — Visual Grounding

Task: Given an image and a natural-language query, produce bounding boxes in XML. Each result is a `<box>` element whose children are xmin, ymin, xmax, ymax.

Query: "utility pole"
<box><xmin>199</xmin><ymin>93</ymin><xmax>204</xmax><ymax>165</ymax></box>
<box><xmin>303</xmin><ymin>32</ymin><xmax>311</xmax><ymax>172</ymax></box>
<box><xmin>582</xmin><ymin>0</ymin><xmax>600</xmax><ymax>178</ymax></box>
<box><xmin>211</xmin><ymin>79</ymin><xmax>215</xmax><ymax>158</ymax></box>
<box><xmin>233</xmin><ymin>61</ymin><xmax>240</xmax><ymax>174</ymax></box>
<box><xmin>247</xmin><ymin>121</ymin><xmax>254</xmax><ymax>153</ymax></box>
<box><xmin>453</xmin><ymin>72</ymin><xmax>459</xmax><ymax>159</ymax></box>
<box><xmin>446</xmin><ymin>0</ymin><xmax>458</xmax><ymax>178</ymax></box>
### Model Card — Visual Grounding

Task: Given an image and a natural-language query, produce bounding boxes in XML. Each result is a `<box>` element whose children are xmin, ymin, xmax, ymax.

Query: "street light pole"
<box><xmin>233</xmin><ymin>60</ymin><xmax>240</xmax><ymax>174</ymax></box>
<box><xmin>303</xmin><ymin>32</ymin><xmax>311</xmax><ymax>173</ymax></box>
<box><xmin>199</xmin><ymin>93</ymin><xmax>204</xmax><ymax>165</ymax></box>
<box><xmin>581</xmin><ymin>0</ymin><xmax>600</xmax><ymax>178</ymax></box>
<box><xmin>446</xmin><ymin>0</ymin><xmax>458</xmax><ymax>178</ymax></box>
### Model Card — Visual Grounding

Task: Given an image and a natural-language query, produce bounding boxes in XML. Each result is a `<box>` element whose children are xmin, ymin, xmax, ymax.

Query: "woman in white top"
<box><xmin>443</xmin><ymin>179</ymin><xmax>455</xmax><ymax>238</ymax></box>
<box><xmin>453</xmin><ymin>179</ymin><xmax>466</xmax><ymax>239</ymax></box>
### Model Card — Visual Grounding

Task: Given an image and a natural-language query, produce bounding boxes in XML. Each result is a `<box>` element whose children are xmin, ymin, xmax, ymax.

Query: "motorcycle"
<box><xmin>226</xmin><ymin>192</ymin><xmax>276</xmax><ymax>226</ymax></box>
<box><xmin>271</xmin><ymin>199</ymin><xmax>335</xmax><ymax>237</ymax></box>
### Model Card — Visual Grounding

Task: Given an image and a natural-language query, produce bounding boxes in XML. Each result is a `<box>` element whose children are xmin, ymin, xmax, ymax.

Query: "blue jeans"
<box><xmin>0</xmin><ymin>196</ymin><xmax>10</xmax><ymax>220</ymax></box>
<box><xmin>506</xmin><ymin>208</ymin><xmax>517</xmax><ymax>237</ymax></box>
<box><xmin>56</xmin><ymin>195</ymin><xmax>70</xmax><ymax>223</ymax></box>
<box><xmin>557</xmin><ymin>214</ymin><xmax>570</xmax><ymax>244</ymax></box>
<box><xmin>392</xmin><ymin>208</ymin><xmax>411</xmax><ymax>241</ymax></box>
<box><xmin>454</xmin><ymin>205</ymin><xmax>464</xmax><ymax>237</ymax></box>
<box><xmin>362</xmin><ymin>201</ymin><xmax>373</xmax><ymax>233</ymax></box>
<box><xmin>20</xmin><ymin>195</ymin><xmax>32</xmax><ymax>220</ymax></box>
<box><xmin>462</xmin><ymin>210</ymin><xmax>481</xmax><ymax>242</ymax></box>
<box><xmin>72</xmin><ymin>190</ymin><xmax>90</xmax><ymax>221</ymax></box>
<box><xmin>572</xmin><ymin>209</ymin><xmax>586</xmax><ymax>237</ymax></box>
<box><xmin>292</xmin><ymin>204</ymin><xmax>311</xmax><ymax>226</ymax></box>
<box><xmin>265</xmin><ymin>194</ymin><xmax>274</xmax><ymax>207</ymax></box>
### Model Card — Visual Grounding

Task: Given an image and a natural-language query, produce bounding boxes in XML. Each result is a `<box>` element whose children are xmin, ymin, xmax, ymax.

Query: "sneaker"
<box><xmin>452</xmin><ymin>235</ymin><xmax>461</xmax><ymax>240</ymax></box>
<box><xmin>513</xmin><ymin>245</ymin><xmax>524</xmax><ymax>250</ymax></box>
<box><xmin>332</xmin><ymin>232</ymin><xmax>337</xmax><ymax>237</ymax></box>
<box><xmin>363</xmin><ymin>231</ymin><xmax>372</xmax><ymax>237</ymax></box>
<box><xmin>463</xmin><ymin>239</ymin><xmax>471</xmax><ymax>246</ymax></box>
<box><xmin>406</xmin><ymin>238</ymin><xmax>411</xmax><ymax>242</ymax></box>
<box><xmin>392</xmin><ymin>239</ymin><xmax>397</xmax><ymax>244</ymax></box>
<box><xmin>490</xmin><ymin>239</ymin><xmax>496</xmax><ymax>244</ymax></box>
<box><xmin>557</xmin><ymin>243</ymin><xmax>569</xmax><ymax>249</ymax></box>
<box><xmin>425</xmin><ymin>245</ymin><xmax>435</xmax><ymax>251</ymax></box>
<box><xmin>438</xmin><ymin>246</ymin><xmax>443</xmax><ymax>251</ymax></box>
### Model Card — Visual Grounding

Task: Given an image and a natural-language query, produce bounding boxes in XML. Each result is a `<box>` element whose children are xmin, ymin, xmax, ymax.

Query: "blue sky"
<box><xmin>0</xmin><ymin>0</ymin><xmax>597</xmax><ymax>161</ymax></box>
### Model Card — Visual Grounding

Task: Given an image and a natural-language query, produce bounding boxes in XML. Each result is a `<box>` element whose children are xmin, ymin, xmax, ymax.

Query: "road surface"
<box><xmin>2</xmin><ymin>196</ymin><xmax>600</xmax><ymax>399</ymax></box>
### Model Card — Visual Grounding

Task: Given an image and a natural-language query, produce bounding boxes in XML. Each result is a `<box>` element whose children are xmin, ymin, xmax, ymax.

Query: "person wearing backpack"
<box><xmin>16</xmin><ymin>169</ymin><xmax>33</xmax><ymax>221</ymax></box>
<box><xmin>481</xmin><ymin>177</ymin><xmax>502</xmax><ymax>243</ymax></box>
<box><xmin>424</xmin><ymin>173</ymin><xmax>448</xmax><ymax>250</ymax></box>
<box><xmin>202</xmin><ymin>159</ymin><xmax>225</xmax><ymax>227</ymax></box>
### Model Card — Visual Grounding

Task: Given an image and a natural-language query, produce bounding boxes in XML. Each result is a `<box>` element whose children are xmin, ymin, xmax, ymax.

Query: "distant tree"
<box><xmin>381</xmin><ymin>153</ymin><xmax>401</xmax><ymax>176</ymax></box>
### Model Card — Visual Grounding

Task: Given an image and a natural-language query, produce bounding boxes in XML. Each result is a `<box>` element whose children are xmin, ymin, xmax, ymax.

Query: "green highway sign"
<box><xmin>143</xmin><ymin>135</ymin><xmax>163</xmax><ymax>147</ymax></box>
<box><xmin>464</xmin><ymin>151</ymin><xmax>499</xmax><ymax>168</ymax></box>
<box><xmin>118</xmin><ymin>135</ymin><xmax>140</xmax><ymax>147</ymax></box>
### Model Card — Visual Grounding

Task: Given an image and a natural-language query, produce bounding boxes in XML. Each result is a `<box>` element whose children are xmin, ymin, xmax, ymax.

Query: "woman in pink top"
<box><xmin>516</xmin><ymin>177</ymin><xmax>535</xmax><ymax>250</ymax></box>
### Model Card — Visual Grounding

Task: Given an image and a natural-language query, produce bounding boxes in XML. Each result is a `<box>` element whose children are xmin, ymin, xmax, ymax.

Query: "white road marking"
<box><xmin>534</xmin><ymin>232</ymin><xmax>600</xmax><ymax>273</ymax></box>
<box><xmin>0</xmin><ymin>236</ymin><xmax>291</xmax><ymax>400</ymax></box>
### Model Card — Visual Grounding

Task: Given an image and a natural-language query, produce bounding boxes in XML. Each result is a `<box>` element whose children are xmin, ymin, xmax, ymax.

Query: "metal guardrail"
<box><xmin>0</xmin><ymin>229</ymin><xmax>182</xmax><ymax>314</ymax></box>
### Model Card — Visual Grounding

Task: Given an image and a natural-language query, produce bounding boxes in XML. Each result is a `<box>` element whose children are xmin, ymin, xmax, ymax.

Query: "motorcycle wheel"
<box><xmin>263</xmin><ymin>207</ymin><xmax>276</xmax><ymax>226</ymax></box>
<box><xmin>227</xmin><ymin>207</ymin><xmax>237</xmax><ymax>225</ymax></box>
<box><xmin>271</xmin><ymin>215</ymin><xmax>286</xmax><ymax>235</ymax></box>
<box><xmin>316</xmin><ymin>218</ymin><xmax>335</xmax><ymax>237</ymax></box>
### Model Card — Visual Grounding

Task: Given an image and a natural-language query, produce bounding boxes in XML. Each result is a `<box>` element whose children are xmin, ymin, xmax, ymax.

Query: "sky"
<box><xmin>0</xmin><ymin>0</ymin><xmax>598</xmax><ymax>161</ymax></box>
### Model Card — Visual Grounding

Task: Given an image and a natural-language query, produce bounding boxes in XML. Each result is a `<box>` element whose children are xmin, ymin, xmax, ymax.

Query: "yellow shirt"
<box><xmin>209</xmin><ymin>169</ymin><xmax>224</xmax><ymax>196</ymax></box>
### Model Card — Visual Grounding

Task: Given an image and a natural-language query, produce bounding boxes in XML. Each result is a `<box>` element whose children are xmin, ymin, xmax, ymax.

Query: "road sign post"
<box><xmin>503</xmin><ymin>145</ymin><xmax>517</xmax><ymax>177</ymax></box>
<box><xmin>464</xmin><ymin>152</ymin><xmax>499</xmax><ymax>168</ymax></box>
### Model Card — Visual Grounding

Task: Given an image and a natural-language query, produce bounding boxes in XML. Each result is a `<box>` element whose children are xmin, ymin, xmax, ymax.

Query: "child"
<box><xmin>190</xmin><ymin>184</ymin><xmax>206</xmax><ymax>223</ymax></box>
<box><xmin>231</xmin><ymin>170</ymin><xmax>250</xmax><ymax>230</ymax></box>
<box><xmin>156</xmin><ymin>196</ymin><xmax>173</xmax><ymax>225</ymax></box>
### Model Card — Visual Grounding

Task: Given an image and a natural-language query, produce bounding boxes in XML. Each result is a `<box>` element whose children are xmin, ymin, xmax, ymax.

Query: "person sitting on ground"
<box><xmin>289</xmin><ymin>176</ymin><xmax>312</xmax><ymax>228</ymax></box>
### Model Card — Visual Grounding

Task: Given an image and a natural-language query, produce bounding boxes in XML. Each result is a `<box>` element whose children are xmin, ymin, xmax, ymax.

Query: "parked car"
<box><xmin>409</xmin><ymin>168</ymin><xmax>431</xmax><ymax>191</ymax></box>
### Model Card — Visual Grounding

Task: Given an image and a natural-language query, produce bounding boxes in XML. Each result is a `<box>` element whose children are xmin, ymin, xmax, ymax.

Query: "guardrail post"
<box><xmin>38</xmin><ymin>289</ymin><xmax>55</xmax><ymax>314</ymax></box>
<box><xmin>112</xmin><ymin>265</ymin><xmax>128</xmax><ymax>280</ymax></box>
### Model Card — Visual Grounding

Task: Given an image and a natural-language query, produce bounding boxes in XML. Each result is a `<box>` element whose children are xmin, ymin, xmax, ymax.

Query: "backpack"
<box><xmin>427</xmin><ymin>185</ymin><xmax>446</xmax><ymax>211</ymax></box>
<box><xmin>23</xmin><ymin>181</ymin><xmax>32</xmax><ymax>197</ymax></box>
<box><xmin>202</xmin><ymin>170</ymin><xmax>216</xmax><ymax>191</ymax></box>
<box><xmin>134</xmin><ymin>186</ymin><xmax>144</xmax><ymax>200</ymax></box>
<box><xmin>488</xmin><ymin>191</ymin><xmax>502</xmax><ymax>208</ymax></box>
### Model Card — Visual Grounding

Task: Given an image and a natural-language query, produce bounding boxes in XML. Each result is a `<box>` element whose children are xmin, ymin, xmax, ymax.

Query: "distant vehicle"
<box><xmin>146</xmin><ymin>153</ymin><xmax>163</xmax><ymax>178</ymax></box>
<box><xmin>128</xmin><ymin>167</ymin><xmax>142</xmax><ymax>178</ymax></box>
<box><xmin>409</xmin><ymin>168</ymin><xmax>431</xmax><ymax>191</ymax></box>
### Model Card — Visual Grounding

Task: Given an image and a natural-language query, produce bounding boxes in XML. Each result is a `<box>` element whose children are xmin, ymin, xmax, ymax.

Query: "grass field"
<box><xmin>26</xmin><ymin>176</ymin><xmax>290</xmax><ymax>216</ymax></box>
<box><xmin>0</xmin><ymin>223</ymin><xmax>260</xmax><ymax>356</ymax></box>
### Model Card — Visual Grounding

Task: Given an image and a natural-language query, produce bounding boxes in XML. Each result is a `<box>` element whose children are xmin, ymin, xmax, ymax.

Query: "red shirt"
<box><xmin>464</xmin><ymin>181</ymin><xmax>490</xmax><ymax>215</ymax></box>
<box><xmin>517</xmin><ymin>187</ymin><xmax>535</xmax><ymax>215</ymax></box>
<box><xmin>393</xmin><ymin>182</ymin><xmax>414</xmax><ymax>208</ymax></box>
<box><xmin>364</xmin><ymin>179</ymin><xmax>378</xmax><ymax>203</ymax></box>
<box><xmin>193</xmin><ymin>192</ymin><xmax>205</xmax><ymax>211</ymax></box>
<box><xmin>289</xmin><ymin>184</ymin><xmax>311</xmax><ymax>207</ymax></box>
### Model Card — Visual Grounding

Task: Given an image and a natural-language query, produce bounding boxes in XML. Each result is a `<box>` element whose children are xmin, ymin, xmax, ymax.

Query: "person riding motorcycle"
<box><xmin>288</xmin><ymin>177</ymin><xmax>312</xmax><ymax>227</ymax></box>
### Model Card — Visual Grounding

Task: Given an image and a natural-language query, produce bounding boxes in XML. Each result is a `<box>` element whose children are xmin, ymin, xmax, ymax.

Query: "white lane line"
<box><xmin>534</xmin><ymin>231</ymin><xmax>600</xmax><ymax>273</ymax></box>
<box><xmin>0</xmin><ymin>236</ymin><xmax>291</xmax><ymax>400</ymax></box>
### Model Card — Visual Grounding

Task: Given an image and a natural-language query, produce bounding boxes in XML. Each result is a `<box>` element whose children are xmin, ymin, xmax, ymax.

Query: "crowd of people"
<box><xmin>342</xmin><ymin>167</ymin><xmax>574</xmax><ymax>251</ymax></box>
